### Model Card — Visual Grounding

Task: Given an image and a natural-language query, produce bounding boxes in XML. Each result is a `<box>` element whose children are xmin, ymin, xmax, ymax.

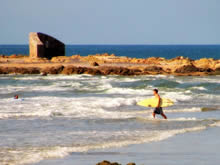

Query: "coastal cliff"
<box><xmin>0</xmin><ymin>53</ymin><xmax>219</xmax><ymax>76</ymax></box>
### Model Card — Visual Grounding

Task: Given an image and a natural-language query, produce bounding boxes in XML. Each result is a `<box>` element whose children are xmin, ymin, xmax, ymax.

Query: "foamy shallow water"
<box><xmin>0</xmin><ymin>75</ymin><xmax>219</xmax><ymax>165</ymax></box>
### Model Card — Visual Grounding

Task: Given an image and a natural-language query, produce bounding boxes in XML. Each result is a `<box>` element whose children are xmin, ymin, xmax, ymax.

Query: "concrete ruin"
<box><xmin>29</xmin><ymin>32</ymin><xmax>65</xmax><ymax>59</ymax></box>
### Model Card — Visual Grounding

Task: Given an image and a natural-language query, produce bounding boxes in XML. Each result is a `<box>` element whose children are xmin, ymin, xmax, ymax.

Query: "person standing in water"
<box><xmin>14</xmin><ymin>95</ymin><xmax>19</xmax><ymax>99</ymax></box>
<box><xmin>152</xmin><ymin>89</ymin><xmax>167</xmax><ymax>119</ymax></box>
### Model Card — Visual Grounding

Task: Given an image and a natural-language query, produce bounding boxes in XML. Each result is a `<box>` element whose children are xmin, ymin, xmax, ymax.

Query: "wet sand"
<box><xmin>34</xmin><ymin>126</ymin><xmax>220</xmax><ymax>165</ymax></box>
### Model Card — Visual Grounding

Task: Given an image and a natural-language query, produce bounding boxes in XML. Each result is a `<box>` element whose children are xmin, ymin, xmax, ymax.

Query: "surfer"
<box><xmin>152</xmin><ymin>89</ymin><xmax>167</xmax><ymax>119</ymax></box>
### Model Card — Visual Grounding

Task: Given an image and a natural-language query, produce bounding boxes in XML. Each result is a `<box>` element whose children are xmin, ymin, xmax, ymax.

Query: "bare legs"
<box><xmin>152</xmin><ymin>112</ymin><xmax>167</xmax><ymax>119</ymax></box>
<box><xmin>152</xmin><ymin>112</ymin><xmax>156</xmax><ymax>118</ymax></box>
<box><xmin>161</xmin><ymin>113</ymin><xmax>167</xmax><ymax>119</ymax></box>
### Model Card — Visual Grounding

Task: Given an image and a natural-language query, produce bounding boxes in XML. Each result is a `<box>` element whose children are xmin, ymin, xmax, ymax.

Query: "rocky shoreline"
<box><xmin>0</xmin><ymin>53</ymin><xmax>219</xmax><ymax>76</ymax></box>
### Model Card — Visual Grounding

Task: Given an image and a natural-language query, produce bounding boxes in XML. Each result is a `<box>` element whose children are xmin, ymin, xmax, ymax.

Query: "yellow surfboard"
<box><xmin>137</xmin><ymin>97</ymin><xmax>174</xmax><ymax>108</ymax></box>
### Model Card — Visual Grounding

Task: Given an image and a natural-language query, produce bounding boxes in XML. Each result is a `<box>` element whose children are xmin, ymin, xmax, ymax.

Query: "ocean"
<box><xmin>0</xmin><ymin>45</ymin><xmax>220</xmax><ymax>165</ymax></box>
<box><xmin>0</xmin><ymin>45</ymin><xmax>220</xmax><ymax>59</ymax></box>
<box><xmin>0</xmin><ymin>74</ymin><xmax>220</xmax><ymax>165</ymax></box>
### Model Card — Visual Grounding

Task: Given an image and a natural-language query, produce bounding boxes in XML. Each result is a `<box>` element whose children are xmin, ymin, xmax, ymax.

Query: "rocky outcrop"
<box><xmin>144</xmin><ymin>66</ymin><xmax>163</xmax><ymax>72</ymax></box>
<box><xmin>100</xmin><ymin>67</ymin><xmax>143</xmax><ymax>76</ymax></box>
<box><xmin>96</xmin><ymin>160</ymin><xmax>136</xmax><ymax>165</ymax></box>
<box><xmin>41</xmin><ymin>65</ymin><xmax>64</xmax><ymax>74</ymax></box>
<box><xmin>193</xmin><ymin>58</ymin><xmax>216</xmax><ymax>70</ymax></box>
<box><xmin>0</xmin><ymin>54</ymin><xmax>219</xmax><ymax>76</ymax></box>
<box><xmin>174</xmin><ymin>64</ymin><xmax>214</xmax><ymax>73</ymax></box>
<box><xmin>175</xmin><ymin>64</ymin><xmax>200</xmax><ymax>73</ymax></box>
<box><xmin>0</xmin><ymin>67</ymin><xmax>40</xmax><ymax>74</ymax></box>
<box><xmin>215</xmin><ymin>66</ymin><xmax>220</xmax><ymax>71</ymax></box>
<box><xmin>61</xmin><ymin>66</ymin><xmax>102</xmax><ymax>75</ymax></box>
<box><xmin>29</xmin><ymin>32</ymin><xmax>65</xmax><ymax>59</ymax></box>
<box><xmin>90</xmin><ymin>61</ymin><xmax>99</xmax><ymax>66</ymax></box>
<box><xmin>24</xmin><ymin>57</ymin><xmax>49</xmax><ymax>63</ymax></box>
<box><xmin>96</xmin><ymin>160</ymin><xmax>121</xmax><ymax>165</ymax></box>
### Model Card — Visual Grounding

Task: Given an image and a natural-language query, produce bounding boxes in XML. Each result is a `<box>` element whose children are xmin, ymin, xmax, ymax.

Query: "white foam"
<box><xmin>0</xmin><ymin>96</ymin><xmax>144</xmax><ymax>119</ymax></box>
<box><xmin>0</xmin><ymin>94</ymin><xmax>203</xmax><ymax>120</ymax></box>
<box><xmin>0</xmin><ymin>86</ymin><xmax>27</xmax><ymax>94</ymax></box>
<box><xmin>106</xmin><ymin>87</ymin><xmax>152</xmax><ymax>95</ymax></box>
<box><xmin>193</xmin><ymin>77</ymin><xmax>220</xmax><ymax>84</ymax></box>
<box><xmin>165</xmin><ymin>107</ymin><xmax>201</xmax><ymax>113</ymax></box>
<box><xmin>191</xmin><ymin>86</ymin><xmax>207</xmax><ymax>91</ymax></box>
<box><xmin>2</xmin><ymin>125</ymin><xmax>208</xmax><ymax>165</ymax></box>
<box><xmin>167</xmin><ymin>117</ymin><xmax>198</xmax><ymax>121</ymax></box>
<box><xmin>145</xmin><ymin>75</ymin><xmax>170</xmax><ymax>78</ymax></box>
<box><xmin>117</xmin><ymin>77</ymin><xmax>142</xmax><ymax>82</ymax></box>
<box><xmin>210</xmin><ymin>121</ymin><xmax>220</xmax><ymax>127</ymax></box>
<box><xmin>185</xmin><ymin>90</ymin><xmax>192</xmax><ymax>93</ymax></box>
<box><xmin>13</xmin><ymin>74</ymin><xmax>93</xmax><ymax>81</ymax></box>
<box><xmin>162</xmin><ymin>92</ymin><xmax>193</xmax><ymax>102</ymax></box>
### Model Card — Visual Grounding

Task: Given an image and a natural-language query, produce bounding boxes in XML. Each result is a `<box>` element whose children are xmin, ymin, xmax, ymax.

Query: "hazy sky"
<box><xmin>1</xmin><ymin>0</ymin><xmax>220</xmax><ymax>44</ymax></box>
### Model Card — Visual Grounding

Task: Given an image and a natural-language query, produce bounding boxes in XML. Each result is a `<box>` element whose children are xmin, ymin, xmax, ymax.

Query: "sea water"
<box><xmin>0</xmin><ymin>45</ymin><xmax>220</xmax><ymax>59</ymax></box>
<box><xmin>0</xmin><ymin>74</ymin><xmax>220</xmax><ymax>165</ymax></box>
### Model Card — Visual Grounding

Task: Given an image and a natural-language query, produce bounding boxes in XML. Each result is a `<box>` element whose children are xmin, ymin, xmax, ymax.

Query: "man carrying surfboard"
<box><xmin>137</xmin><ymin>89</ymin><xmax>173</xmax><ymax>118</ymax></box>
<box><xmin>152</xmin><ymin>89</ymin><xmax>167</xmax><ymax>119</ymax></box>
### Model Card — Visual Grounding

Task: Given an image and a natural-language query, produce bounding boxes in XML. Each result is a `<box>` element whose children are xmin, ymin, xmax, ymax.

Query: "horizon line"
<box><xmin>0</xmin><ymin>44</ymin><xmax>220</xmax><ymax>46</ymax></box>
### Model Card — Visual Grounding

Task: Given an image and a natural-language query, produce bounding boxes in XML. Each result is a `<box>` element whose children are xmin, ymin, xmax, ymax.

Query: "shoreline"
<box><xmin>0</xmin><ymin>54</ymin><xmax>220</xmax><ymax>76</ymax></box>
<box><xmin>34</xmin><ymin>126</ymin><xmax>220</xmax><ymax>165</ymax></box>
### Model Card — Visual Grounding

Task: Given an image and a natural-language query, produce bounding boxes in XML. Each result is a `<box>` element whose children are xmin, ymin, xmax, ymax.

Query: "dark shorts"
<box><xmin>154</xmin><ymin>107</ymin><xmax>163</xmax><ymax>114</ymax></box>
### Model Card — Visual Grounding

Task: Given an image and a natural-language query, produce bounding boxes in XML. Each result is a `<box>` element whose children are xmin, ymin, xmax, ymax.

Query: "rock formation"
<box><xmin>96</xmin><ymin>160</ymin><xmax>136</xmax><ymax>165</ymax></box>
<box><xmin>90</xmin><ymin>61</ymin><xmax>99</xmax><ymax>66</ymax></box>
<box><xmin>96</xmin><ymin>160</ymin><xmax>121</xmax><ymax>165</ymax></box>
<box><xmin>0</xmin><ymin>53</ymin><xmax>219</xmax><ymax>76</ymax></box>
<box><xmin>29</xmin><ymin>32</ymin><xmax>65</xmax><ymax>59</ymax></box>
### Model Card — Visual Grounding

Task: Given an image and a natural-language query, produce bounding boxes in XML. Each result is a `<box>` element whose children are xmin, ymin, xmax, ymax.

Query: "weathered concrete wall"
<box><xmin>29</xmin><ymin>32</ymin><xmax>65</xmax><ymax>59</ymax></box>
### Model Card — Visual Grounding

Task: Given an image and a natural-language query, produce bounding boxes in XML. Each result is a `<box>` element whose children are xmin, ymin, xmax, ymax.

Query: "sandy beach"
<box><xmin>34</xmin><ymin>126</ymin><xmax>220</xmax><ymax>165</ymax></box>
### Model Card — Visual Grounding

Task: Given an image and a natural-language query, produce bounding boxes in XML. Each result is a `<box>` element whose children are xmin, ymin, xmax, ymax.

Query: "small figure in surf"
<box><xmin>14</xmin><ymin>95</ymin><xmax>19</xmax><ymax>99</ymax></box>
<box><xmin>152</xmin><ymin>89</ymin><xmax>167</xmax><ymax>119</ymax></box>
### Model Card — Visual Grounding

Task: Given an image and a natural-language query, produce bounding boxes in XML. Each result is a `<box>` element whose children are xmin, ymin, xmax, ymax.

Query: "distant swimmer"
<box><xmin>152</xmin><ymin>89</ymin><xmax>167</xmax><ymax>119</ymax></box>
<box><xmin>14</xmin><ymin>95</ymin><xmax>19</xmax><ymax>99</ymax></box>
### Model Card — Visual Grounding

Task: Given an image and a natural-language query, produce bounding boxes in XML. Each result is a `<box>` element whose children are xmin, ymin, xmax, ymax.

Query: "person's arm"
<box><xmin>156</xmin><ymin>95</ymin><xmax>160</xmax><ymax>108</ymax></box>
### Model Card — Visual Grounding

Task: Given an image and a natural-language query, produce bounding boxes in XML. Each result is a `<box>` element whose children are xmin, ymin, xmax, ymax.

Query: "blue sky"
<box><xmin>1</xmin><ymin>0</ymin><xmax>220</xmax><ymax>44</ymax></box>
